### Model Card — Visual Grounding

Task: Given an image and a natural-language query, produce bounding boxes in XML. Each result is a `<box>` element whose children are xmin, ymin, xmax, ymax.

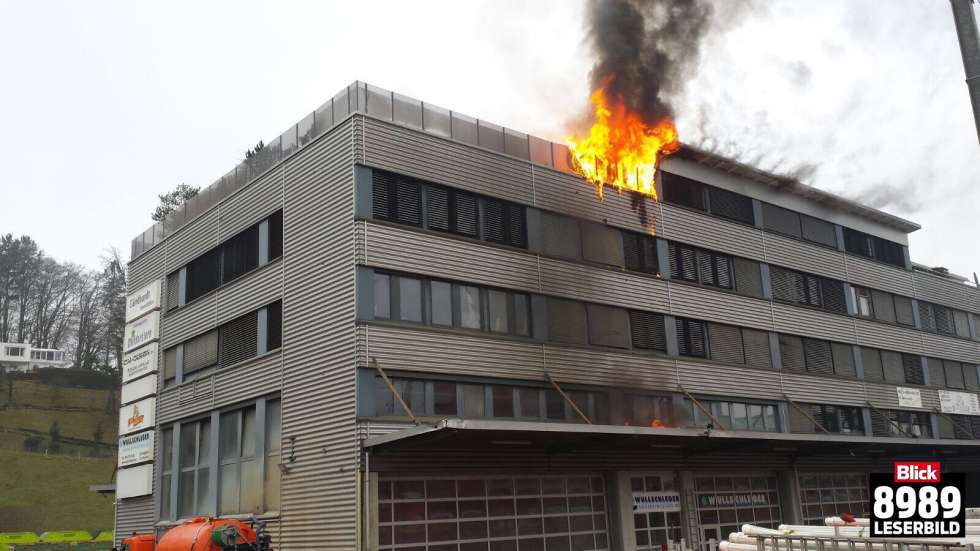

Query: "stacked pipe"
<box><xmin>720</xmin><ymin>516</ymin><xmax>980</xmax><ymax>551</ymax></box>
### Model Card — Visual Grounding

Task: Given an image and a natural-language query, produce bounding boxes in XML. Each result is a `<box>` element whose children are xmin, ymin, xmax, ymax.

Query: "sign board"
<box><xmin>121</xmin><ymin>374</ymin><xmax>157</xmax><ymax>405</ymax></box>
<box><xmin>123</xmin><ymin>311</ymin><xmax>160</xmax><ymax>353</ymax></box>
<box><xmin>938</xmin><ymin>390</ymin><xmax>980</xmax><ymax>416</ymax></box>
<box><xmin>125</xmin><ymin>280</ymin><xmax>162</xmax><ymax>322</ymax></box>
<box><xmin>896</xmin><ymin>387</ymin><xmax>923</xmax><ymax>409</ymax></box>
<box><xmin>116</xmin><ymin>463</ymin><xmax>153</xmax><ymax>499</ymax></box>
<box><xmin>118</xmin><ymin>430</ymin><xmax>155</xmax><ymax>468</ymax></box>
<box><xmin>118</xmin><ymin>397</ymin><xmax>156</xmax><ymax>436</ymax></box>
<box><xmin>698</xmin><ymin>493</ymin><xmax>769</xmax><ymax>508</ymax></box>
<box><xmin>870</xmin><ymin>463</ymin><xmax>964</xmax><ymax>537</ymax></box>
<box><xmin>632</xmin><ymin>491</ymin><xmax>681</xmax><ymax>513</ymax></box>
<box><xmin>122</xmin><ymin>342</ymin><xmax>158</xmax><ymax>384</ymax></box>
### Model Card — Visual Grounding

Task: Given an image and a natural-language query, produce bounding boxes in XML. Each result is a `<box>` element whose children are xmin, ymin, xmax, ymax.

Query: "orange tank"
<box><xmin>120</xmin><ymin>533</ymin><xmax>155</xmax><ymax>551</ymax></box>
<box><xmin>157</xmin><ymin>517</ymin><xmax>260</xmax><ymax>551</ymax></box>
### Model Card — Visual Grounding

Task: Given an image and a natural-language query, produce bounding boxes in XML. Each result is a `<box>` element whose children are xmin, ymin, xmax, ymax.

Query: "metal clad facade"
<box><xmin>165</xmin><ymin>208</ymin><xmax>219</xmax><ymax>272</ymax></box>
<box><xmin>219</xmin><ymin>167</ymin><xmax>284</xmax><ymax>239</ymax></box>
<box><xmin>844</xmin><ymin>255</ymin><xmax>915</xmax><ymax>296</ymax></box>
<box><xmin>762</xmin><ymin>232</ymin><xmax>845</xmax><ymax>279</ymax></box>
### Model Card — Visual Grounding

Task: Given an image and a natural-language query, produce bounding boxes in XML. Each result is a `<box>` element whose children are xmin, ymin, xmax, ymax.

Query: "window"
<box><xmin>919</xmin><ymin>300</ymin><xmax>969</xmax><ymax>338</ymax></box>
<box><xmin>185</xmin><ymin>249</ymin><xmax>222</xmax><ymax>303</ymax></box>
<box><xmin>708</xmin><ymin>187</ymin><xmax>754</xmax><ymax>225</ymax></box>
<box><xmin>219</xmin><ymin>312</ymin><xmax>258</xmax><ymax>368</ymax></box>
<box><xmin>789</xmin><ymin>404</ymin><xmax>864</xmax><ymax>435</ymax></box>
<box><xmin>780</xmin><ymin>335</ymin><xmax>854</xmax><ymax>377</ymax></box>
<box><xmin>871</xmin><ymin>409</ymin><xmax>931</xmax><ymax>438</ymax></box>
<box><xmin>661</xmin><ymin>172</ymin><xmax>705</xmax><ymax>211</ymax></box>
<box><xmin>177</xmin><ymin>418</ymin><xmax>211</xmax><ymax>518</ymax></box>
<box><xmin>675</xmin><ymin>318</ymin><xmax>706</xmax><ymax>358</ymax></box>
<box><xmin>769</xmin><ymin>267</ymin><xmax>846</xmax><ymax>313</ymax></box>
<box><xmin>669</xmin><ymin>242</ymin><xmax>733</xmax><ymax>289</ymax></box>
<box><xmin>622</xmin><ymin>232</ymin><xmax>659</xmax><ymax>274</ymax></box>
<box><xmin>219</xmin><ymin>407</ymin><xmax>261</xmax><ymax>514</ymax></box>
<box><xmin>938</xmin><ymin>414</ymin><xmax>978</xmax><ymax>440</ymax></box>
<box><xmin>399</xmin><ymin>277</ymin><xmax>423</xmax><ymax>323</ymax></box>
<box><xmin>860</xmin><ymin>348</ymin><xmax>924</xmax><ymax>386</ymax></box>
<box><xmin>372</xmin><ymin>170</ymin><xmax>422</xmax><ymax>226</ymax></box>
<box><xmin>762</xmin><ymin>203</ymin><xmax>801</xmax><ymax>239</ymax></box>
<box><xmin>160</xmin><ymin>428</ymin><xmax>174</xmax><ymax>518</ymax></box>
<box><xmin>264</xmin><ymin>400</ymin><xmax>281</xmax><ymax>511</ymax></box>
<box><xmin>482</xmin><ymin>197</ymin><xmax>527</xmax><ymax>248</ymax></box>
<box><xmin>547</xmin><ymin>298</ymin><xmax>588</xmax><ymax>345</ymax></box>
<box><xmin>458</xmin><ymin>285</ymin><xmax>481</xmax><ymax>329</ymax></box>
<box><xmin>688</xmin><ymin>398</ymin><xmax>780</xmax><ymax>432</ymax></box>
<box><xmin>843</xmin><ymin>227</ymin><xmax>905</xmax><ymax>268</ymax></box>
<box><xmin>629</xmin><ymin>311</ymin><xmax>667</xmax><ymax>352</ymax></box>
<box><xmin>587</xmin><ymin>304</ymin><xmax>630</xmax><ymax>348</ymax></box>
<box><xmin>430</xmin><ymin>281</ymin><xmax>452</xmax><ymax>327</ymax></box>
<box><xmin>5</xmin><ymin>346</ymin><xmax>24</xmax><ymax>357</ymax></box>
<box><xmin>798</xmin><ymin>474</ymin><xmax>869</xmax><ymax>524</ymax></box>
<box><xmin>800</xmin><ymin>215</ymin><xmax>837</xmax><ymax>248</ymax></box>
<box><xmin>426</xmin><ymin>184</ymin><xmax>479</xmax><ymax>237</ymax></box>
<box><xmin>488</xmin><ymin>290</ymin><xmax>509</xmax><ymax>333</ymax></box>
<box><xmin>222</xmin><ymin>225</ymin><xmax>259</xmax><ymax>283</ymax></box>
<box><xmin>734</xmin><ymin>257</ymin><xmax>763</xmax><ymax>297</ymax></box>
<box><xmin>374</xmin><ymin>273</ymin><xmax>391</xmax><ymax>319</ymax></box>
<box><xmin>184</xmin><ymin>330</ymin><xmax>219</xmax><ymax>378</ymax></box>
<box><xmin>629</xmin><ymin>395</ymin><xmax>674</xmax><ymax>427</ymax></box>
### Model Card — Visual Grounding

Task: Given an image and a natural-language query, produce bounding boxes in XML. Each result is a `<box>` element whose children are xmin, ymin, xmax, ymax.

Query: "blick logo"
<box><xmin>894</xmin><ymin>461</ymin><xmax>941</xmax><ymax>483</ymax></box>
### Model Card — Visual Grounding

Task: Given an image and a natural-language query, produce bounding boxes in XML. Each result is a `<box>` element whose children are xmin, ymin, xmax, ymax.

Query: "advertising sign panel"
<box><xmin>118</xmin><ymin>397</ymin><xmax>156</xmax><ymax>436</ymax></box>
<box><xmin>123</xmin><ymin>311</ymin><xmax>159</xmax><ymax>353</ymax></box>
<box><xmin>938</xmin><ymin>390</ymin><xmax>980</xmax><ymax>416</ymax></box>
<box><xmin>121</xmin><ymin>374</ymin><xmax>157</xmax><ymax>405</ymax></box>
<box><xmin>116</xmin><ymin>464</ymin><xmax>153</xmax><ymax>499</ymax></box>
<box><xmin>896</xmin><ymin>387</ymin><xmax>923</xmax><ymax>409</ymax></box>
<box><xmin>118</xmin><ymin>430</ymin><xmax>155</xmax><ymax>468</ymax></box>
<box><xmin>125</xmin><ymin>280</ymin><xmax>162</xmax><ymax>322</ymax></box>
<box><xmin>122</xmin><ymin>342</ymin><xmax>158</xmax><ymax>384</ymax></box>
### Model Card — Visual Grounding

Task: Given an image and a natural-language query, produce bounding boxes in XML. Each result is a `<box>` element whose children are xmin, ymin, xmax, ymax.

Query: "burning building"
<box><xmin>117</xmin><ymin>82</ymin><xmax>980</xmax><ymax>551</ymax></box>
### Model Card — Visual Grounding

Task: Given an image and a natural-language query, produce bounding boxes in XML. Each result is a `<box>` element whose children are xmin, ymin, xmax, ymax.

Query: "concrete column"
<box><xmin>778</xmin><ymin>469</ymin><xmax>803</xmax><ymax>525</ymax></box>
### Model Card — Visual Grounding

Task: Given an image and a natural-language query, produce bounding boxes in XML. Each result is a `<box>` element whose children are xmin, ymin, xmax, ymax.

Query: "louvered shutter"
<box><xmin>953</xmin><ymin>310</ymin><xmax>971</xmax><ymax>338</ymax></box>
<box><xmin>164</xmin><ymin>347</ymin><xmax>178</xmax><ymax>381</ymax></box>
<box><xmin>708</xmin><ymin>187</ymin><xmax>754</xmax><ymax>225</ymax></box>
<box><xmin>964</xmin><ymin>364</ymin><xmax>979</xmax><ymax>391</ymax></box>
<box><xmin>372</xmin><ymin>170</ymin><xmax>393</xmax><ymax>219</ymax></box>
<box><xmin>861</xmin><ymin>348</ymin><xmax>884</xmax><ymax>381</ymax></box>
<box><xmin>708</xmin><ymin>323</ymin><xmax>745</xmax><ymax>364</ymax></box>
<box><xmin>934</xmin><ymin>305</ymin><xmax>954</xmax><ymax>335</ymax></box>
<box><xmin>843</xmin><ymin>228</ymin><xmax>871</xmax><ymax>257</ymax></box>
<box><xmin>506</xmin><ymin>203</ymin><xmax>527</xmax><ymax>247</ymax></box>
<box><xmin>715</xmin><ymin>256</ymin><xmax>734</xmax><ymax>288</ymax></box>
<box><xmin>483</xmin><ymin>198</ymin><xmax>505</xmax><ymax>243</ymax></box>
<box><xmin>670</xmin><ymin>243</ymin><xmax>697</xmax><ymax>281</ymax></box>
<box><xmin>821</xmin><ymin>279</ymin><xmax>846</xmax><ymax>313</ymax></box>
<box><xmin>696</xmin><ymin>250</ymin><xmax>715</xmax><ymax>285</ymax></box>
<box><xmin>770</xmin><ymin>267</ymin><xmax>796</xmax><ymax>301</ymax></box>
<box><xmin>166</xmin><ymin>271</ymin><xmax>181</xmax><ymax>311</ymax></box>
<box><xmin>881</xmin><ymin>351</ymin><xmax>905</xmax><ymax>383</ymax></box>
<box><xmin>927</xmin><ymin>357</ymin><xmax>945</xmax><ymax>388</ymax></box>
<box><xmin>183</xmin><ymin>330</ymin><xmax>218</xmax><ymax>375</ymax></box>
<box><xmin>742</xmin><ymin>329</ymin><xmax>772</xmax><ymax>368</ymax></box>
<box><xmin>662</xmin><ymin>172</ymin><xmax>705</xmax><ymax>210</ymax></box>
<box><xmin>629</xmin><ymin>311</ymin><xmax>666</xmax><ymax>351</ymax></box>
<box><xmin>810</xmin><ymin>405</ymin><xmax>830</xmax><ymax>432</ymax></box>
<box><xmin>623</xmin><ymin>233</ymin><xmax>642</xmax><ymax>272</ymax></box>
<box><xmin>919</xmin><ymin>302</ymin><xmax>937</xmax><ymax>332</ymax></box>
<box><xmin>871</xmin><ymin>290</ymin><xmax>896</xmax><ymax>323</ymax></box>
<box><xmin>870</xmin><ymin>410</ymin><xmax>891</xmax><ymax>437</ymax></box>
<box><xmin>902</xmin><ymin>354</ymin><xmax>924</xmax><ymax>385</ymax></box>
<box><xmin>762</xmin><ymin>203</ymin><xmax>801</xmax><ymax>238</ymax></box>
<box><xmin>734</xmin><ymin>258</ymin><xmax>762</xmax><ymax>297</ymax></box>
<box><xmin>779</xmin><ymin>334</ymin><xmax>805</xmax><ymax>372</ymax></box>
<box><xmin>676</xmin><ymin>318</ymin><xmax>706</xmax><ymax>357</ymax></box>
<box><xmin>801</xmin><ymin>215</ymin><xmax>837</xmax><ymax>248</ymax></box>
<box><xmin>185</xmin><ymin>248</ymin><xmax>221</xmax><ymax>302</ymax></box>
<box><xmin>394</xmin><ymin>178</ymin><xmax>422</xmax><ymax>225</ymax></box>
<box><xmin>426</xmin><ymin>185</ymin><xmax>451</xmax><ymax>232</ymax></box>
<box><xmin>267</xmin><ymin>301</ymin><xmax>282</xmax><ymax>351</ymax></box>
<box><xmin>456</xmin><ymin>191</ymin><xmax>479</xmax><ymax>237</ymax></box>
<box><xmin>831</xmin><ymin>343</ymin><xmax>856</xmax><ymax>377</ymax></box>
<box><xmin>803</xmin><ymin>339</ymin><xmax>834</xmax><ymax>375</ymax></box>
<box><xmin>894</xmin><ymin>296</ymin><xmax>915</xmax><ymax>326</ymax></box>
<box><xmin>220</xmin><ymin>311</ymin><xmax>258</xmax><ymax>367</ymax></box>
<box><xmin>804</xmin><ymin>275</ymin><xmax>822</xmax><ymax>307</ymax></box>
<box><xmin>944</xmin><ymin>361</ymin><xmax>965</xmax><ymax>389</ymax></box>
<box><xmin>874</xmin><ymin>237</ymin><xmax>905</xmax><ymax>267</ymax></box>
<box><xmin>221</xmin><ymin>224</ymin><xmax>259</xmax><ymax>283</ymax></box>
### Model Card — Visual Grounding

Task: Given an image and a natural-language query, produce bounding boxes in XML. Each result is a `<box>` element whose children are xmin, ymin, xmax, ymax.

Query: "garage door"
<box><xmin>694</xmin><ymin>474</ymin><xmax>781</xmax><ymax>551</ymax></box>
<box><xmin>798</xmin><ymin>472</ymin><xmax>868</xmax><ymax>524</ymax></box>
<box><xmin>377</xmin><ymin>475</ymin><xmax>610</xmax><ymax>551</ymax></box>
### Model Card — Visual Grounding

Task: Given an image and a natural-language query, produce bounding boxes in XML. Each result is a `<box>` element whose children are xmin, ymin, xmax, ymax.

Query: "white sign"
<box><xmin>939</xmin><ymin>390</ymin><xmax>980</xmax><ymax>415</ymax></box>
<box><xmin>118</xmin><ymin>430</ymin><xmax>155</xmax><ymax>468</ymax></box>
<box><xmin>118</xmin><ymin>397</ymin><xmax>156</xmax><ymax>436</ymax></box>
<box><xmin>122</xmin><ymin>342</ymin><xmax>159</xmax><ymax>384</ymax></box>
<box><xmin>121</xmin><ymin>374</ymin><xmax>157</xmax><ymax>405</ymax></box>
<box><xmin>632</xmin><ymin>491</ymin><xmax>682</xmax><ymax>513</ymax></box>
<box><xmin>126</xmin><ymin>280</ymin><xmax>162</xmax><ymax>322</ymax></box>
<box><xmin>117</xmin><ymin>463</ymin><xmax>153</xmax><ymax>499</ymax></box>
<box><xmin>123</xmin><ymin>311</ymin><xmax>160</xmax><ymax>353</ymax></box>
<box><xmin>896</xmin><ymin>387</ymin><xmax>922</xmax><ymax>409</ymax></box>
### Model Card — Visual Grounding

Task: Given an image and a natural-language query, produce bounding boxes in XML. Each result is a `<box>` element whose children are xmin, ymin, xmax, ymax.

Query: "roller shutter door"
<box><xmin>219</xmin><ymin>311</ymin><xmax>258</xmax><ymax>367</ymax></box>
<box><xmin>629</xmin><ymin>311</ymin><xmax>666</xmax><ymax>352</ymax></box>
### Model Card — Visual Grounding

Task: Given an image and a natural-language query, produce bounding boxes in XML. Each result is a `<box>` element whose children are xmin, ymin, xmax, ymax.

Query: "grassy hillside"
<box><xmin>0</xmin><ymin>380</ymin><xmax>117</xmax><ymax>454</ymax></box>
<box><xmin>0</xmin><ymin>448</ymin><xmax>115</xmax><ymax>532</ymax></box>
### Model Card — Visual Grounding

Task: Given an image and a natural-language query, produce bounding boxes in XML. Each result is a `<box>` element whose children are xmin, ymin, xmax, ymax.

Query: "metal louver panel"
<box><xmin>770</xmin><ymin>267</ymin><xmax>796</xmax><ymax>302</ymax></box>
<box><xmin>870</xmin><ymin>410</ymin><xmax>890</xmax><ymax>437</ymax></box>
<box><xmin>676</xmin><ymin>318</ymin><xmax>706</xmax><ymax>357</ymax></box>
<box><xmin>934</xmin><ymin>305</ymin><xmax>955</xmax><ymax>335</ymax></box>
<box><xmin>871</xmin><ymin>290</ymin><xmax>896</xmax><ymax>323</ymax></box>
<box><xmin>927</xmin><ymin>357</ymin><xmax>945</xmax><ymax>388</ymax></box>
<box><xmin>426</xmin><ymin>185</ymin><xmax>450</xmax><ymax>232</ymax></box>
<box><xmin>803</xmin><ymin>338</ymin><xmax>834</xmax><ymax>375</ymax></box>
<box><xmin>861</xmin><ymin>348</ymin><xmax>884</xmax><ymax>381</ymax></box>
<box><xmin>220</xmin><ymin>311</ymin><xmax>258</xmax><ymax>367</ymax></box>
<box><xmin>894</xmin><ymin>296</ymin><xmax>915</xmax><ymax>326</ymax></box>
<box><xmin>801</xmin><ymin>215</ymin><xmax>837</xmax><ymax>247</ymax></box>
<box><xmin>762</xmin><ymin>203</ymin><xmax>801</xmax><ymax>238</ymax></box>
<box><xmin>708</xmin><ymin>186</ymin><xmax>754</xmax><ymax>225</ymax></box>
<box><xmin>697</xmin><ymin>250</ymin><xmax>715</xmax><ymax>285</ymax></box>
<box><xmin>953</xmin><ymin>310</ymin><xmax>971</xmax><ymax>338</ymax></box>
<box><xmin>166</xmin><ymin>272</ymin><xmax>181</xmax><ymax>311</ymax></box>
<box><xmin>881</xmin><ymin>351</ymin><xmax>905</xmax><ymax>383</ymax></box>
<box><xmin>734</xmin><ymin>258</ymin><xmax>762</xmax><ymax>298</ymax></box>
<box><xmin>742</xmin><ymin>328</ymin><xmax>772</xmax><ymax>369</ymax></box>
<box><xmin>716</xmin><ymin>256</ymin><xmax>734</xmax><ymax>288</ymax></box>
<box><xmin>164</xmin><ymin>346</ymin><xmax>178</xmax><ymax>380</ymax></box>
<box><xmin>708</xmin><ymin>323</ymin><xmax>745</xmax><ymax>364</ymax></box>
<box><xmin>902</xmin><ymin>354</ymin><xmax>924</xmax><ymax>385</ymax></box>
<box><xmin>919</xmin><ymin>302</ymin><xmax>937</xmax><ymax>332</ymax></box>
<box><xmin>670</xmin><ymin>243</ymin><xmax>697</xmax><ymax>282</ymax></box>
<box><xmin>831</xmin><ymin>343</ymin><xmax>856</xmax><ymax>377</ymax></box>
<box><xmin>222</xmin><ymin>224</ymin><xmax>259</xmax><ymax>283</ymax></box>
<box><xmin>778</xmin><ymin>334</ymin><xmax>805</xmax><ymax>372</ymax></box>
<box><xmin>821</xmin><ymin>279</ymin><xmax>846</xmax><ymax>313</ymax></box>
<box><xmin>944</xmin><ymin>360</ymin><xmax>965</xmax><ymax>389</ymax></box>
<box><xmin>662</xmin><ymin>172</ymin><xmax>705</xmax><ymax>210</ymax></box>
<box><xmin>456</xmin><ymin>192</ymin><xmax>479</xmax><ymax>237</ymax></box>
<box><xmin>623</xmin><ymin>233</ymin><xmax>641</xmax><ymax>272</ymax></box>
<box><xmin>629</xmin><ymin>311</ymin><xmax>666</xmax><ymax>351</ymax></box>
<box><xmin>394</xmin><ymin>178</ymin><xmax>422</xmax><ymax>226</ymax></box>
<box><xmin>507</xmin><ymin>203</ymin><xmax>526</xmax><ymax>248</ymax></box>
<box><xmin>372</xmin><ymin>170</ymin><xmax>393</xmax><ymax>219</ymax></box>
<box><xmin>184</xmin><ymin>330</ymin><xmax>218</xmax><ymax>374</ymax></box>
<box><xmin>803</xmin><ymin>276</ymin><xmax>821</xmax><ymax>307</ymax></box>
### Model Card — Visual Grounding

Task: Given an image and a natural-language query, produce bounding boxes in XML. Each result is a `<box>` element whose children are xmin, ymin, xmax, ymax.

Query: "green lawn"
<box><xmin>0</xmin><ymin>449</ymin><xmax>116</xmax><ymax>532</ymax></box>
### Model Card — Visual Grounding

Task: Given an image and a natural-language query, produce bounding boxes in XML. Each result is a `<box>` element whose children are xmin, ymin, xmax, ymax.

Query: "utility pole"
<box><xmin>949</xmin><ymin>0</ymin><xmax>980</xmax><ymax>145</ymax></box>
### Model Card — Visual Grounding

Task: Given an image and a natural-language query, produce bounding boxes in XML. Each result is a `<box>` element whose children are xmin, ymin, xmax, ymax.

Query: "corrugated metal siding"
<box><xmin>357</xmin><ymin>420</ymin><xmax>415</xmax><ymax>439</ymax></box>
<box><xmin>128</xmin><ymin>245</ymin><xmax>167</xmax><ymax>290</ymax></box>
<box><xmin>362</xmin><ymin>117</ymin><xmax>533</xmax><ymax>205</ymax></box>
<box><xmin>660</xmin><ymin>203</ymin><xmax>764</xmax><ymax>261</ymax></box>
<box><xmin>781</xmin><ymin>371</ymin><xmax>866</xmax><ymax>405</ymax></box>
<box><xmin>677</xmin><ymin>359</ymin><xmax>781</xmax><ymax>400</ymax></box>
<box><xmin>160</xmin><ymin>294</ymin><xmax>217</xmax><ymax>349</ymax></box>
<box><xmin>216</xmin><ymin>260</ymin><xmax>283</xmax><ymax>324</ymax></box>
<box><xmin>114</xmin><ymin>495</ymin><xmax>154</xmax><ymax>544</ymax></box>
<box><xmin>865</xmin><ymin>382</ymin><xmax>938</xmax><ymax>410</ymax></box>
<box><xmin>531</xmin><ymin>167</ymin><xmax>663</xmax><ymax>236</ymax></box>
<box><xmin>771</xmin><ymin>303</ymin><xmax>856</xmax><ymax>343</ymax></box>
<box><xmin>844</xmin><ymin>255</ymin><xmax>915</xmax><ymax>297</ymax></box>
<box><xmin>913</xmin><ymin>271</ymin><xmax>980</xmax><ymax>315</ymax></box>
<box><xmin>667</xmin><ymin>283</ymin><xmax>772</xmax><ymax>331</ymax></box>
<box><xmin>920</xmin><ymin>332</ymin><xmax>980</xmax><ymax>364</ymax></box>
<box><xmin>219</xmin><ymin>167</ymin><xmax>284</xmax><ymax>239</ymax></box>
<box><xmin>539</xmin><ymin>257</ymin><xmax>669</xmax><ymax>313</ymax></box>
<box><xmin>853</xmin><ymin>319</ymin><xmax>924</xmax><ymax>355</ymax></box>
<box><xmin>165</xmin><ymin>208</ymin><xmax>220</xmax><ymax>272</ymax></box>
<box><xmin>280</xmin><ymin>119</ymin><xmax>358</xmax><ymax>550</ymax></box>
<box><xmin>763</xmin><ymin>232</ymin><xmax>845</xmax><ymax>280</ymax></box>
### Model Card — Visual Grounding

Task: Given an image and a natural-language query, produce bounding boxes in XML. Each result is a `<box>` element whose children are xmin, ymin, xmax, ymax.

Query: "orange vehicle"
<box><xmin>117</xmin><ymin>517</ymin><xmax>271</xmax><ymax>551</ymax></box>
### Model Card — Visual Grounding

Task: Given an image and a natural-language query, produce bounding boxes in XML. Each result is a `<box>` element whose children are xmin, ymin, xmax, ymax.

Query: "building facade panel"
<box><xmin>218</xmin><ymin>167</ymin><xmax>284</xmax><ymax>240</ymax></box>
<box><xmin>165</xmin><ymin>208</ymin><xmax>219</xmax><ymax>272</ymax></box>
<box><xmin>667</xmin><ymin>283</ymin><xmax>773</xmax><ymax>331</ymax></box>
<box><xmin>762</xmin><ymin>232</ymin><xmax>846</xmax><ymax>280</ymax></box>
<box><xmin>677</xmin><ymin>360</ymin><xmax>781</xmax><ymax>401</ymax></box>
<box><xmin>543</xmin><ymin>345</ymin><xmax>676</xmax><ymax>389</ymax></box>
<box><xmin>127</xmin><ymin>245</ymin><xmax>166</xmax><ymax>291</ymax></box>
<box><xmin>660</xmin><ymin>203</ymin><xmax>764</xmax><ymax>262</ymax></box>
<box><xmin>770</xmin><ymin>303</ymin><xmax>856</xmax><ymax>343</ymax></box>
<box><xmin>538</xmin><ymin>257</ymin><xmax>670</xmax><ymax>313</ymax></box>
<box><xmin>844</xmin><ymin>255</ymin><xmax>915</xmax><ymax>297</ymax></box>
<box><xmin>913</xmin><ymin>270</ymin><xmax>980</xmax><ymax>315</ymax></box>
<box><xmin>919</xmin><ymin>331</ymin><xmax>980</xmax><ymax>364</ymax></box>
<box><xmin>864</xmin><ymin>381</ymin><xmax>938</xmax><ymax>410</ymax></box>
<box><xmin>159</xmin><ymin>294</ymin><xmax>217</xmax><ymax>349</ymax></box>
<box><xmin>852</xmin><ymin>318</ymin><xmax>924</xmax><ymax>356</ymax></box>
<box><xmin>215</xmin><ymin>260</ymin><xmax>283</xmax><ymax>325</ymax></box>
<box><xmin>362</xmin><ymin>118</ymin><xmax>533</xmax><ymax>205</ymax></box>
<box><xmin>780</xmin><ymin>371</ymin><xmax>867</xmax><ymax>406</ymax></box>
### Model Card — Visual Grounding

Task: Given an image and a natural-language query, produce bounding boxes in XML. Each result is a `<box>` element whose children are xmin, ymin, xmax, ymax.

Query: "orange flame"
<box><xmin>565</xmin><ymin>84</ymin><xmax>680</xmax><ymax>200</ymax></box>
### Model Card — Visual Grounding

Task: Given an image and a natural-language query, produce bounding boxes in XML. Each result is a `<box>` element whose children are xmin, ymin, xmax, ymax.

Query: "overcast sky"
<box><xmin>1</xmin><ymin>0</ymin><xmax>977</xmax><ymax>278</ymax></box>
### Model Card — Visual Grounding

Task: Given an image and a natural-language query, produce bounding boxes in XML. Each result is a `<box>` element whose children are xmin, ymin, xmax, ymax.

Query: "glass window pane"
<box><xmin>196</xmin><ymin>467</ymin><xmax>210</xmax><ymax>514</ymax></box>
<box><xmin>398</xmin><ymin>277</ymin><xmax>422</xmax><ymax>322</ymax></box>
<box><xmin>492</xmin><ymin>387</ymin><xmax>514</xmax><ymax>418</ymax></box>
<box><xmin>264</xmin><ymin>451</ymin><xmax>281</xmax><ymax>512</ymax></box>
<box><xmin>431</xmin><ymin>281</ymin><xmax>452</xmax><ymax>326</ymax></box>
<box><xmin>434</xmin><ymin>382</ymin><xmax>457</xmax><ymax>415</ymax></box>
<box><xmin>520</xmin><ymin>388</ymin><xmax>541</xmax><ymax>418</ymax></box>
<box><xmin>266</xmin><ymin>400</ymin><xmax>281</xmax><ymax>453</ymax></box>
<box><xmin>459</xmin><ymin>285</ymin><xmax>481</xmax><ymax>329</ymax></box>
<box><xmin>546</xmin><ymin>390</ymin><xmax>565</xmax><ymax>420</ymax></box>
<box><xmin>219</xmin><ymin>463</ymin><xmax>239</xmax><ymax>515</ymax></box>
<box><xmin>489</xmin><ymin>290</ymin><xmax>509</xmax><ymax>333</ymax></box>
<box><xmin>764</xmin><ymin>406</ymin><xmax>778</xmax><ymax>431</ymax></box>
<box><xmin>162</xmin><ymin>429</ymin><xmax>174</xmax><ymax>473</ymax></box>
<box><xmin>463</xmin><ymin>384</ymin><xmax>485</xmax><ymax>417</ymax></box>
<box><xmin>242</xmin><ymin>407</ymin><xmax>257</xmax><ymax>457</ymax></box>
<box><xmin>220</xmin><ymin>412</ymin><xmax>239</xmax><ymax>460</ymax></box>
<box><xmin>373</xmin><ymin>274</ymin><xmax>390</xmax><ymax>319</ymax></box>
<box><xmin>197</xmin><ymin>420</ymin><xmax>211</xmax><ymax>463</ymax></box>
<box><xmin>180</xmin><ymin>424</ymin><xmax>197</xmax><ymax>468</ymax></box>
<box><xmin>179</xmin><ymin>470</ymin><xmax>195</xmax><ymax>517</ymax></box>
<box><xmin>240</xmin><ymin>459</ymin><xmax>262</xmax><ymax>513</ymax></box>
<box><xmin>514</xmin><ymin>294</ymin><xmax>530</xmax><ymax>337</ymax></box>
<box><xmin>161</xmin><ymin>473</ymin><xmax>172</xmax><ymax>518</ymax></box>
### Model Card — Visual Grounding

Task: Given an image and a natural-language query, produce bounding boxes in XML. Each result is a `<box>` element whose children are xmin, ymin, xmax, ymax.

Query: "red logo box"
<box><xmin>894</xmin><ymin>461</ymin><xmax>941</xmax><ymax>483</ymax></box>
